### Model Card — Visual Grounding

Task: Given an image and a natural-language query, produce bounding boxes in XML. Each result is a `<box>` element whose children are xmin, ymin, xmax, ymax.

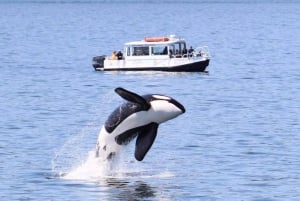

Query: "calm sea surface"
<box><xmin>1</xmin><ymin>1</ymin><xmax>300</xmax><ymax>200</ymax></box>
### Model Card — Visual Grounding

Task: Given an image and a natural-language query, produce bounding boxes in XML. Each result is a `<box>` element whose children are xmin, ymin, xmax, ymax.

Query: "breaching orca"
<box><xmin>96</xmin><ymin>87</ymin><xmax>185</xmax><ymax>161</ymax></box>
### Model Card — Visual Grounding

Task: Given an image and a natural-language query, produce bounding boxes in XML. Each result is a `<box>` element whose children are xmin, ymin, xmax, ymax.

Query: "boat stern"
<box><xmin>92</xmin><ymin>55</ymin><xmax>106</xmax><ymax>70</ymax></box>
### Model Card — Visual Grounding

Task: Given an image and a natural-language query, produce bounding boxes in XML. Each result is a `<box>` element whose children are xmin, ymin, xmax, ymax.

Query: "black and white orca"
<box><xmin>96</xmin><ymin>87</ymin><xmax>185</xmax><ymax>161</ymax></box>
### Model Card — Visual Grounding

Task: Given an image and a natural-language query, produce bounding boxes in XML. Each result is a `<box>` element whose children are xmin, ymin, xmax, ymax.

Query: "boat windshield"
<box><xmin>169</xmin><ymin>42</ymin><xmax>186</xmax><ymax>55</ymax></box>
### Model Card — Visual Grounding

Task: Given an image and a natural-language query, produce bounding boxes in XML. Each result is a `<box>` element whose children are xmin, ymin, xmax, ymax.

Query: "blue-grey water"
<box><xmin>1</xmin><ymin>1</ymin><xmax>300</xmax><ymax>200</ymax></box>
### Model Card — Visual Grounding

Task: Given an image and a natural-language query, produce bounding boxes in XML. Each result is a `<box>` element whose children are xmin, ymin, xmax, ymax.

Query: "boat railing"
<box><xmin>170</xmin><ymin>46</ymin><xmax>210</xmax><ymax>59</ymax></box>
<box><xmin>193</xmin><ymin>46</ymin><xmax>210</xmax><ymax>59</ymax></box>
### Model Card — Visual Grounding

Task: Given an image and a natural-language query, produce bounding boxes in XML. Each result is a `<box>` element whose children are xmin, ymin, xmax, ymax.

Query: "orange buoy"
<box><xmin>144</xmin><ymin>37</ymin><xmax>169</xmax><ymax>42</ymax></box>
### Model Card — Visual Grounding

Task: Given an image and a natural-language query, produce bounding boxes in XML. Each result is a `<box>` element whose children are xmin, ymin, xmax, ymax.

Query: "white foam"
<box><xmin>62</xmin><ymin>151</ymin><xmax>105</xmax><ymax>181</ymax></box>
<box><xmin>60</xmin><ymin>148</ymin><xmax>175</xmax><ymax>182</ymax></box>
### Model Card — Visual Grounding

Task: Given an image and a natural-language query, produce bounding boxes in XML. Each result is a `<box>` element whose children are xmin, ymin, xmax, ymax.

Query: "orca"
<box><xmin>96</xmin><ymin>87</ymin><xmax>185</xmax><ymax>161</ymax></box>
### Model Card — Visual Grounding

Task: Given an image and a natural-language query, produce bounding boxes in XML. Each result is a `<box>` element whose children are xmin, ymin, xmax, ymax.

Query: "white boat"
<box><xmin>92</xmin><ymin>35</ymin><xmax>210</xmax><ymax>72</ymax></box>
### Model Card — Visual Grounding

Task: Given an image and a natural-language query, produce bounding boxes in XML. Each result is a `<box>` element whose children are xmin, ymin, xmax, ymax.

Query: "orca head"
<box><xmin>146</xmin><ymin>94</ymin><xmax>185</xmax><ymax>124</ymax></box>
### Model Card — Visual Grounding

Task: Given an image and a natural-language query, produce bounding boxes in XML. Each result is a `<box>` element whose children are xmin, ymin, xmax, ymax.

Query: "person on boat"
<box><xmin>162</xmin><ymin>46</ymin><xmax>168</xmax><ymax>55</ymax></box>
<box><xmin>182</xmin><ymin>47</ymin><xmax>187</xmax><ymax>55</ymax></box>
<box><xmin>169</xmin><ymin>49</ymin><xmax>173</xmax><ymax>58</ymax></box>
<box><xmin>116</xmin><ymin>51</ymin><xmax>123</xmax><ymax>60</ymax></box>
<box><xmin>188</xmin><ymin>46</ymin><xmax>194</xmax><ymax>57</ymax></box>
<box><xmin>111</xmin><ymin>51</ymin><xmax>117</xmax><ymax>60</ymax></box>
<box><xmin>175</xmin><ymin>49</ymin><xmax>181</xmax><ymax>58</ymax></box>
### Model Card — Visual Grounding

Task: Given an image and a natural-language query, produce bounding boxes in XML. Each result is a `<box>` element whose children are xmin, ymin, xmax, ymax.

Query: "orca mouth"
<box><xmin>169</xmin><ymin>99</ymin><xmax>185</xmax><ymax>113</ymax></box>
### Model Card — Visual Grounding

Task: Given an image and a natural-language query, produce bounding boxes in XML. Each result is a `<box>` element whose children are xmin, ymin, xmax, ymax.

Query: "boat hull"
<box><xmin>94</xmin><ymin>59</ymin><xmax>209</xmax><ymax>72</ymax></box>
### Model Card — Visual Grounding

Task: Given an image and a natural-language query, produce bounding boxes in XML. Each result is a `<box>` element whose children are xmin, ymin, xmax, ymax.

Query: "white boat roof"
<box><xmin>125</xmin><ymin>35</ymin><xmax>186</xmax><ymax>46</ymax></box>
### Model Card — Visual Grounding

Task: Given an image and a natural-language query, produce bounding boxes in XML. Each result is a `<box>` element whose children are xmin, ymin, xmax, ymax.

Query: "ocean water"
<box><xmin>1</xmin><ymin>1</ymin><xmax>300</xmax><ymax>200</ymax></box>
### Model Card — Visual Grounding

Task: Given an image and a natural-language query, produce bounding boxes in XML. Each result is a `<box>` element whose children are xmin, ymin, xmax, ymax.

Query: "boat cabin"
<box><xmin>124</xmin><ymin>35</ymin><xmax>188</xmax><ymax>58</ymax></box>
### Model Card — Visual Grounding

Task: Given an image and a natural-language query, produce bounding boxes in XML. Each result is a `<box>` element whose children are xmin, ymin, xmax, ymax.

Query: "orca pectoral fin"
<box><xmin>135</xmin><ymin>123</ymin><xmax>159</xmax><ymax>161</ymax></box>
<box><xmin>115</xmin><ymin>87</ymin><xmax>150</xmax><ymax>110</ymax></box>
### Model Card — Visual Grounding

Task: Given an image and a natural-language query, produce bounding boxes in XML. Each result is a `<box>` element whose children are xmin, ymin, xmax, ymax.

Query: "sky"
<box><xmin>0</xmin><ymin>0</ymin><xmax>298</xmax><ymax>3</ymax></box>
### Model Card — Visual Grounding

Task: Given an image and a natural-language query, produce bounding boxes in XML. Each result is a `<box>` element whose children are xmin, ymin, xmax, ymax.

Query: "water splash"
<box><xmin>51</xmin><ymin>89</ymin><xmax>118</xmax><ymax>178</ymax></box>
<box><xmin>60</xmin><ymin>141</ymin><xmax>142</xmax><ymax>181</ymax></box>
<box><xmin>62</xmin><ymin>149</ymin><xmax>175</xmax><ymax>182</ymax></box>
<box><xmin>62</xmin><ymin>150</ymin><xmax>111</xmax><ymax>181</ymax></box>
<box><xmin>51</xmin><ymin>124</ymin><xmax>99</xmax><ymax>176</ymax></box>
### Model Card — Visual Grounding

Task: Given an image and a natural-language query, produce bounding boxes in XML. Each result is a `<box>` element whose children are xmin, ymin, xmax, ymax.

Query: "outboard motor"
<box><xmin>92</xmin><ymin>55</ymin><xmax>106</xmax><ymax>70</ymax></box>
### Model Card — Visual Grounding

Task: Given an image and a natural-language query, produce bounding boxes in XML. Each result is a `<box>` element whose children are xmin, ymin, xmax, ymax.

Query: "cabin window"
<box><xmin>151</xmin><ymin>46</ymin><xmax>168</xmax><ymax>55</ymax></box>
<box><xmin>133</xmin><ymin>46</ymin><xmax>149</xmax><ymax>56</ymax></box>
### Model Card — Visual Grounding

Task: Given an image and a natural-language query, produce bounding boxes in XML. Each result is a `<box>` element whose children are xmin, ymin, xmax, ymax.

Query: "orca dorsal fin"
<box><xmin>115</xmin><ymin>87</ymin><xmax>150</xmax><ymax>110</ymax></box>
